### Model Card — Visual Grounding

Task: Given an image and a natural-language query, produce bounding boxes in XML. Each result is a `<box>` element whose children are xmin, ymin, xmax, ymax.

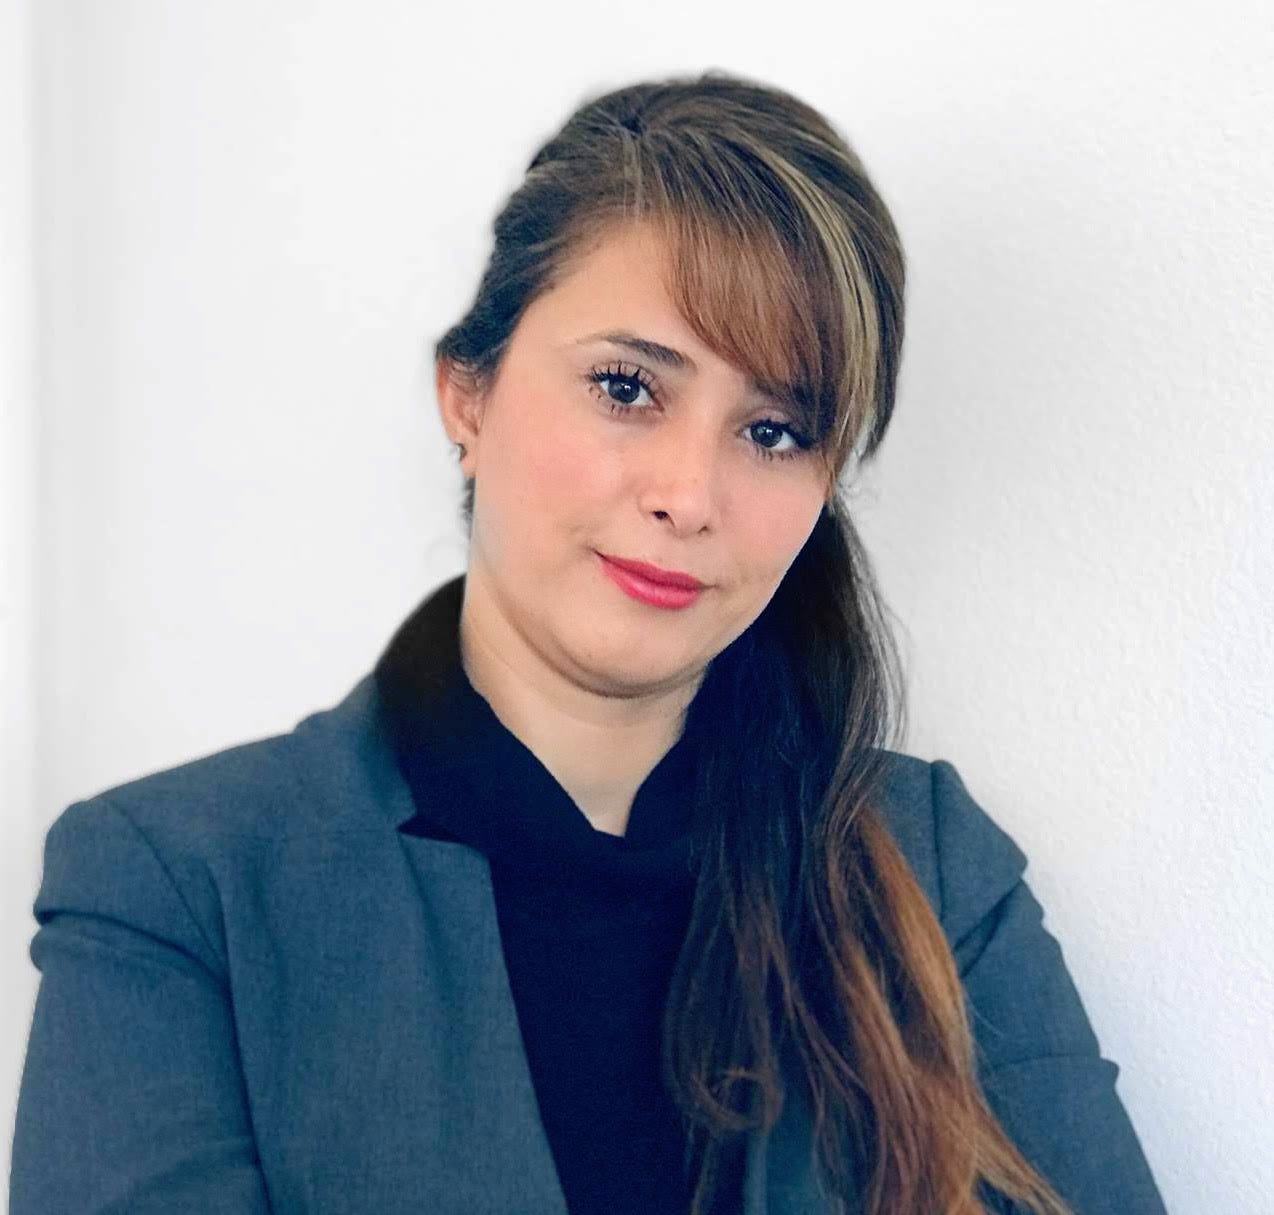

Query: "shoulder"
<box><xmin>50</xmin><ymin>673</ymin><xmax>403</xmax><ymax>844</ymax></box>
<box><xmin>31</xmin><ymin>673</ymin><xmax>411</xmax><ymax>971</ymax></box>
<box><xmin>872</xmin><ymin>749</ymin><xmax>1029</xmax><ymax>946</ymax></box>
<box><xmin>36</xmin><ymin>674</ymin><xmax>410</xmax><ymax>909</ymax></box>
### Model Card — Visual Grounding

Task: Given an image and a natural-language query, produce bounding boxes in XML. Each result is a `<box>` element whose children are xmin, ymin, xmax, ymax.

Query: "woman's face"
<box><xmin>439</xmin><ymin>221</ymin><xmax>830</xmax><ymax>700</ymax></box>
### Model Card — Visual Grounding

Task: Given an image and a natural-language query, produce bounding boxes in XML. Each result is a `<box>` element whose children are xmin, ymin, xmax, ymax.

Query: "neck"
<box><xmin>457</xmin><ymin>568</ymin><xmax>700</xmax><ymax>837</ymax></box>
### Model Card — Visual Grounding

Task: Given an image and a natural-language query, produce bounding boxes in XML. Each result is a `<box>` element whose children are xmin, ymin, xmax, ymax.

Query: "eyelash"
<box><xmin>584</xmin><ymin>361</ymin><xmax>812</xmax><ymax>463</ymax></box>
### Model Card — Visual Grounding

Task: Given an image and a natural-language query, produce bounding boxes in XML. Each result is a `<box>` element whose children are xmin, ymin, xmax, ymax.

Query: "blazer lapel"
<box><xmin>393</xmin><ymin>835</ymin><xmax>571</xmax><ymax>1214</ymax></box>
<box><xmin>298</xmin><ymin>671</ymin><xmax>849</xmax><ymax>1213</ymax></box>
<box><xmin>393</xmin><ymin>835</ymin><xmax>847</xmax><ymax>1214</ymax></box>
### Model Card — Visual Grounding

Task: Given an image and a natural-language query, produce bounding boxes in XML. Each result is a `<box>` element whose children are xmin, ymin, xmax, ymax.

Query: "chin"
<box><xmin>573</xmin><ymin>636</ymin><xmax>689</xmax><ymax>691</ymax></box>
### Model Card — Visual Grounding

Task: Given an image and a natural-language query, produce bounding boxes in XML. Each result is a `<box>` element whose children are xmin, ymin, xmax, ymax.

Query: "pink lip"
<box><xmin>597</xmin><ymin>553</ymin><xmax>704</xmax><ymax>610</ymax></box>
<box><xmin>596</xmin><ymin>553</ymin><xmax>705</xmax><ymax>590</ymax></box>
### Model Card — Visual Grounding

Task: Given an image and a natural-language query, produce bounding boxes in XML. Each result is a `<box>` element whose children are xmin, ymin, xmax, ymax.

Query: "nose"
<box><xmin>635</xmin><ymin>412</ymin><xmax>719</xmax><ymax>535</ymax></box>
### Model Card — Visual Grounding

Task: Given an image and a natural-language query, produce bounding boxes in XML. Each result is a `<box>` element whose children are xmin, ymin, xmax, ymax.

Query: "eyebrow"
<box><xmin>574</xmin><ymin>329</ymin><xmax>799</xmax><ymax>410</ymax></box>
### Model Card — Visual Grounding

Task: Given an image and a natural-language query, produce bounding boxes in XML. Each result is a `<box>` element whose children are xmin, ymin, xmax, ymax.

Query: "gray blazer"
<box><xmin>11</xmin><ymin>673</ymin><xmax>1166</xmax><ymax>1214</ymax></box>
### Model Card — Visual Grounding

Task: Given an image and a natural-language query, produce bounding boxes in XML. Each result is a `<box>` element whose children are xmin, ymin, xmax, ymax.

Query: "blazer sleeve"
<box><xmin>11</xmin><ymin>795</ymin><xmax>273</xmax><ymax>1215</ymax></box>
<box><xmin>930</xmin><ymin>759</ymin><xmax>1168</xmax><ymax>1215</ymax></box>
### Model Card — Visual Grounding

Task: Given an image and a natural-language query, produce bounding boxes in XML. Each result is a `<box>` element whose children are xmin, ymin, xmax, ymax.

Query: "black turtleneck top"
<box><xmin>372</xmin><ymin>573</ymin><xmax>711</xmax><ymax>1215</ymax></box>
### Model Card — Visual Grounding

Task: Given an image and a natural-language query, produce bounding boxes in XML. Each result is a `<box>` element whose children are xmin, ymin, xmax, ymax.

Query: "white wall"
<box><xmin>8</xmin><ymin>1</ymin><xmax>1272</xmax><ymax>1209</ymax></box>
<box><xmin>1</xmin><ymin>0</ymin><xmax>38</xmax><ymax>1200</ymax></box>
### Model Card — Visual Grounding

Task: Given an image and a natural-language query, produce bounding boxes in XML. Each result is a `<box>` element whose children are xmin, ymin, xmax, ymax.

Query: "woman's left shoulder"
<box><xmin>870</xmin><ymin>750</ymin><xmax>1028</xmax><ymax>939</ymax></box>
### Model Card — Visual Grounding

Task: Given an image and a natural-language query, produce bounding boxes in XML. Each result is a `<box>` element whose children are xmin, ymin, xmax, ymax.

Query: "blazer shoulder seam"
<box><xmin>96</xmin><ymin>792</ymin><xmax>229</xmax><ymax>981</ymax></box>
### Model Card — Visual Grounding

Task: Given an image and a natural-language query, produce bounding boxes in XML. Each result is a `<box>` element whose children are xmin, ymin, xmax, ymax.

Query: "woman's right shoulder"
<box><xmin>42</xmin><ymin>671</ymin><xmax>409</xmax><ymax>858</ymax></box>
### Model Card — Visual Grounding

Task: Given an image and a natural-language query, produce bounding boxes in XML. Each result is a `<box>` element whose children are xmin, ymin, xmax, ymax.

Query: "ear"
<box><xmin>435</xmin><ymin>357</ymin><xmax>485</xmax><ymax>471</ymax></box>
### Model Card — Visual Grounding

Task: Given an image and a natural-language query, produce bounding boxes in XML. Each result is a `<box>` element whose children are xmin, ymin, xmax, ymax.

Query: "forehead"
<box><xmin>523</xmin><ymin>221</ymin><xmax>803</xmax><ymax>401</ymax></box>
<box><xmin>524</xmin><ymin>224</ymin><xmax>687</xmax><ymax>338</ymax></box>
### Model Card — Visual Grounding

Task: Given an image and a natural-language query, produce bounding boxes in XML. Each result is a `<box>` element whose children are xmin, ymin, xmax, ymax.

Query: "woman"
<box><xmin>12</xmin><ymin>71</ymin><xmax>1167</xmax><ymax>1215</ymax></box>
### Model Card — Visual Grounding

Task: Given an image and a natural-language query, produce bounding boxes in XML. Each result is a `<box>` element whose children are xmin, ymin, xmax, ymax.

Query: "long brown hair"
<box><xmin>434</xmin><ymin>70</ymin><xmax>1072</xmax><ymax>1215</ymax></box>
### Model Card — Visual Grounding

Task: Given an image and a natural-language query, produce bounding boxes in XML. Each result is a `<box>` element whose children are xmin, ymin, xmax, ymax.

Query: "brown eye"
<box><xmin>595</xmin><ymin>372</ymin><xmax>647</xmax><ymax>406</ymax></box>
<box><xmin>585</xmin><ymin>361</ymin><xmax>658</xmax><ymax>411</ymax></box>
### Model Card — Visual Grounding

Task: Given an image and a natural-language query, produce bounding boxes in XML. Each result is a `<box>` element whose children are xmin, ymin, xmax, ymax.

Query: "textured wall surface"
<box><xmin>9</xmin><ymin>1</ymin><xmax>1272</xmax><ymax>1209</ymax></box>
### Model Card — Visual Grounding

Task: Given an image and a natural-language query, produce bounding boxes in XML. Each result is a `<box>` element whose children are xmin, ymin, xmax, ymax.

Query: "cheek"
<box><xmin>736</xmin><ymin>485</ymin><xmax>822</xmax><ymax>577</ymax></box>
<box><xmin>485</xmin><ymin>385</ymin><xmax>610</xmax><ymax>521</ymax></box>
<box><xmin>528</xmin><ymin>428</ymin><xmax>594</xmax><ymax>490</ymax></box>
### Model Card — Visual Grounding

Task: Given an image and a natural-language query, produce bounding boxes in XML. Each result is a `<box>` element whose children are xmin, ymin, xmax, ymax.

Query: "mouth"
<box><xmin>596</xmin><ymin>552</ymin><xmax>705</xmax><ymax>610</ymax></box>
<box><xmin>595</xmin><ymin>553</ymin><xmax>706</xmax><ymax>590</ymax></box>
